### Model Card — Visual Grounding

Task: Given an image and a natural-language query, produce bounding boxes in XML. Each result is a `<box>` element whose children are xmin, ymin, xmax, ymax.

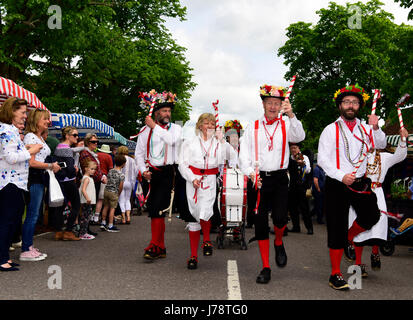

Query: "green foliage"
<box><xmin>391</xmin><ymin>182</ymin><xmax>409</xmax><ymax>199</ymax></box>
<box><xmin>278</xmin><ymin>0</ymin><xmax>413</xmax><ymax>152</ymax></box>
<box><xmin>0</xmin><ymin>0</ymin><xmax>195</xmax><ymax>138</ymax></box>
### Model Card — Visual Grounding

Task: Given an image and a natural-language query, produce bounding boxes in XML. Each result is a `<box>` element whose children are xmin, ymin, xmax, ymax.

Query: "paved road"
<box><xmin>1</xmin><ymin>213</ymin><xmax>413</xmax><ymax>301</ymax></box>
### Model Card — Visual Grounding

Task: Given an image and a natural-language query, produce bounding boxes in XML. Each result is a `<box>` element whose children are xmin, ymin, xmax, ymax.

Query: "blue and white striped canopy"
<box><xmin>114</xmin><ymin>132</ymin><xmax>136</xmax><ymax>150</ymax></box>
<box><xmin>51</xmin><ymin>113</ymin><xmax>114</xmax><ymax>137</ymax></box>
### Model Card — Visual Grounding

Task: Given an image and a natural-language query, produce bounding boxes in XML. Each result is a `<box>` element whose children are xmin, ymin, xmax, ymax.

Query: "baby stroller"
<box><xmin>380</xmin><ymin>200</ymin><xmax>413</xmax><ymax>256</ymax></box>
<box><xmin>216</xmin><ymin>167</ymin><xmax>248</xmax><ymax>250</ymax></box>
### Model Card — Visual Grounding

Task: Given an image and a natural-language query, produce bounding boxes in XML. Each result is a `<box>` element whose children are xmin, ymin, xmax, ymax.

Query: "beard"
<box><xmin>340</xmin><ymin>107</ymin><xmax>358</xmax><ymax>121</ymax></box>
<box><xmin>157</xmin><ymin>116</ymin><xmax>170</xmax><ymax>125</ymax></box>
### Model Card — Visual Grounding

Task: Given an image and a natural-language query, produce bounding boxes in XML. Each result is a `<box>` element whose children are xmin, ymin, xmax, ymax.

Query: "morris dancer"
<box><xmin>318</xmin><ymin>84</ymin><xmax>387</xmax><ymax>290</ymax></box>
<box><xmin>135</xmin><ymin>91</ymin><xmax>182</xmax><ymax>260</ymax></box>
<box><xmin>348</xmin><ymin>127</ymin><xmax>408</xmax><ymax>275</ymax></box>
<box><xmin>239</xmin><ymin>84</ymin><xmax>305</xmax><ymax>284</ymax></box>
<box><xmin>178</xmin><ymin>113</ymin><xmax>236</xmax><ymax>270</ymax></box>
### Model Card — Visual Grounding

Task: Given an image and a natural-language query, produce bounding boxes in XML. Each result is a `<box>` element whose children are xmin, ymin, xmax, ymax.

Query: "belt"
<box><xmin>371</xmin><ymin>182</ymin><xmax>382</xmax><ymax>189</ymax></box>
<box><xmin>189</xmin><ymin>166</ymin><xmax>219</xmax><ymax>176</ymax></box>
<box><xmin>259</xmin><ymin>169</ymin><xmax>287</xmax><ymax>177</ymax></box>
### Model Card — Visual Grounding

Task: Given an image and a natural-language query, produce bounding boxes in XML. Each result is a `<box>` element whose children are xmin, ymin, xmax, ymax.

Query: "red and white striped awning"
<box><xmin>0</xmin><ymin>76</ymin><xmax>49</xmax><ymax>111</ymax></box>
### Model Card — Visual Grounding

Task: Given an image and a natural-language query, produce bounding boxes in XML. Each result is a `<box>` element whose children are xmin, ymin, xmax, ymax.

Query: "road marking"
<box><xmin>227</xmin><ymin>260</ymin><xmax>242</xmax><ymax>300</ymax></box>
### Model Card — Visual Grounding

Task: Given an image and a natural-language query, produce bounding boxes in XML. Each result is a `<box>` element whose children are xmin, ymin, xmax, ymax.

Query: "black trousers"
<box><xmin>325</xmin><ymin>176</ymin><xmax>380</xmax><ymax>249</ymax></box>
<box><xmin>0</xmin><ymin>184</ymin><xmax>25</xmax><ymax>265</ymax></box>
<box><xmin>255</xmin><ymin>170</ymin><xmax>289</xmax><ymax>240</ymax></box>
<box><xmin>288</xmin><ymin>187</ymin><xmax>313</xmax><ymax>231</ymax></box>
<box><xmin>53</xmin><ymin>180</ymin><xmax>81</xmax><ymax>231</ymax></box>
<box><xmin>146</xmin><ymin>165</ymin><xmax>174</xmax><ymax>218</ymax></box>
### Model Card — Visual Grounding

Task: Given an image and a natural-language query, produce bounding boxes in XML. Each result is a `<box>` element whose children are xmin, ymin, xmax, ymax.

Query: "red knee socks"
<box><xmin>330</xmin><ymin>248</ymin><xmax>343</xmax><ymax>275</ymax></box>
<box><xmin>348</xmin><ymin>221</ymin><xmax>366</xmax><ymax>243</ymax></box>
<box><xmin>372</xmin><ymin>245</ymin><xmax>379</xmax><ymax>255</ymax></box>
<box><xmin>274</xmin><ymin>225</ymin><xmax>286</xmax><ymax>246</ymax></box>
<box><xmin>151</xmin><ymin>218</ymin><xmax>165</xmax><ymax>248</ymax></box>
<box><xmin>200</xmin><ymin>219</ymin><xmax>211</xmax><ymax>243</ymax></box>
<box><xmin>189</xmin><ymin>230</ymin><xmax>201</xmax><ymax>258</ymax></box>
<box><xmin>354</xmin><ymin>245</ymin><xmax>364</xmax><ymax>265</ymax></box>
<box><xmin>258</xmin><ymin>239</ymin><xmax>270</xmax><ymax>269</ymax></box>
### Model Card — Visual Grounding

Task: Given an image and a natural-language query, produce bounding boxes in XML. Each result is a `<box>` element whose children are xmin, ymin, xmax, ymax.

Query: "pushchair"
<box><xmin>380</xmin><ymin>200</ymin><xmax>413</xmax><ymax>256</ymax></box>
<box><xmin>216</xmin><ymin>167</ymin><xmax>248</xmax><ymax>250</ymax></box>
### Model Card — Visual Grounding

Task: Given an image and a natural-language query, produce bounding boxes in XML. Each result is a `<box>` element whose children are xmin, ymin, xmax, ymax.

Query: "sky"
<box><xmin>165</xmin><ymin>0</ymin><xmax>412</xmax><ymax>132</ymax></box>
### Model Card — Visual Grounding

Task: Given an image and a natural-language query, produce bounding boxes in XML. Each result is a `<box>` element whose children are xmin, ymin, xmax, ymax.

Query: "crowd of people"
<box><xmin>0</xmin><ymin>97</ymin><xmax>137</xmax><ymax>270</ymax></box>
<box><xmin>0</xmin><ymin>85</ymin><xmax>411</xmax><ymax>293</ymax></box>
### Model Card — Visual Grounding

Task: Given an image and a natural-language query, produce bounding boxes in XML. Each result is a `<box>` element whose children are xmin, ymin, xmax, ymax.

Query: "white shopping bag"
<box><xmin>47</xmin><ymin>169</ymin><xmax>65</xmax><ymax>207</ymax></box>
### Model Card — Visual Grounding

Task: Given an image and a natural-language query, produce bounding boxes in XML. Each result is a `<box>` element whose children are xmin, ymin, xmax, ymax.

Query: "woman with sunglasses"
<box><xmin>79</xmin><ymin>134</ymin><xmax>107</xmax><ymax>228</ymax></box>
<box><xmin>0</xmin><ymin>98</ymin><xmax>43</xmax><ymax>271</ymax></box>
<box><xmin>20</xmin><ymin>109</ymin><xmax>61</xmax><ymax>261</ymax></box>
<box><xmin>52</xmin><ymin>126</ymin><xmax>82</xmax><ymax>241</ymax></box>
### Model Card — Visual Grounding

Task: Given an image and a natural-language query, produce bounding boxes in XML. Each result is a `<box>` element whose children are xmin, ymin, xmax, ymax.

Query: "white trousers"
<box><xmin>119</xmin><ymin>181</ymin><xmax>133</xmax><ymax>212</ymax></box>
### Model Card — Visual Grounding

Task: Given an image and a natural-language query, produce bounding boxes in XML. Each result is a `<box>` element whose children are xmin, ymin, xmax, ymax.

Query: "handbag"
<box><xmin>47</xmin><ymin>169</ymin><xmax>65</xmax><ymax>207</ymax></box>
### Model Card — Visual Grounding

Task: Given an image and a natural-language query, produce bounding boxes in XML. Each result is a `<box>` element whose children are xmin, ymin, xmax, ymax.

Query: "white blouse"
<box><xmin>23</xmin><ymin>132</ymin><xmax>51</xmax><ymax>163</ymax></box>
<box><xmin>0</xmin><ymin>122</ymin><xmax>31</xmax><ymax>191</ymax></box>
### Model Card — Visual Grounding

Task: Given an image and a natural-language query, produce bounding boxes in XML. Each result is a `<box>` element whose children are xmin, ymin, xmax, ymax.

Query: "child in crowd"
<box><xmin>100</xmin><ymin>154</ymin><xmax>126</xmax><ymax>232</ymax></box>
<box><xmin>79</xmin><ymin>161</ymin><xmax>97</xmax><ymax>240</ymax></box>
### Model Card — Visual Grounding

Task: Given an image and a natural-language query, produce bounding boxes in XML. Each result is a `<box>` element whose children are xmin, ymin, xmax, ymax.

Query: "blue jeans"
<box><xmin>22</xmin><ymin>183</ymin><xmax>45</xmax><ymax>252</ymax></box>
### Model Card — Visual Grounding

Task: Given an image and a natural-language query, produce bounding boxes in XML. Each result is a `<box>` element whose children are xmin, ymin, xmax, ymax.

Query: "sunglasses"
<box><xmin>70</xmin><ymin>134</ymin><xmax>79</xmax><ymax>138</ymax></box>
<box><xmin>89</xmin><ymin>140</ymin><xmax>99</xmax><ymax>144</ymax></box>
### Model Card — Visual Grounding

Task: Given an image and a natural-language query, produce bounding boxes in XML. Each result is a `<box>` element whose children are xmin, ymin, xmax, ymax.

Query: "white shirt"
<box><xmin>79</xmin><ymin>175</ymin><xmax>96</xmax><ymax>204</ymax></box>
<box><xmin>317</xmin><ymin>117</ymin><xmax>387</xmax><ymax>181</ymax></box>
<box><xmin>135</xmin><ymin>123</ymin><xmax>182</xmax><ymax>175</ymax></box>
<box><xmin>23</xmin><ymin>132</ymin><xmax>51</xmax><ymax>163</ymax></box>
<box><xmin>239</xmin><ymin>115</ymin><xmax>305</xmax><ymax>176</ymax></box>
<box><xmin>121</xmin><ymin>155</ymin><xmax>137</xmax><ymax>185</ymax></box>
<box><xmin>0</xmin><ymin>122</ymin><xmax>31</xmax><ymax>191</ymax></box>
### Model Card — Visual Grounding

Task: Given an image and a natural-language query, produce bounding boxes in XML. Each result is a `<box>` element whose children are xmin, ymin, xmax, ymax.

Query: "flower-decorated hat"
<box><xmin>224</xmin><ymin>119</ymin><xmax>243</xmax><ymax>135</ymax></box>
<box><xmin>139</xmin><ymin>89</ymin><xmax>177</xmax><ymax>112</ymax></box>
<box><xmin>259</xmin><ymin>84</ymin><xmax>287</xmax><ymax>100</ymax></box>
<box><xmin>333</xmin><ymin>83</ymin><xmax>370</xmax><ymax>107</ymax></box>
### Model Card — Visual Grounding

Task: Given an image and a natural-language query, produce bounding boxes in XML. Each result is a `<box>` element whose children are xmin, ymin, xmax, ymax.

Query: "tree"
<box><xmin>278</xmin><ymin>0</ymin><xmax>413</xmax><ymax>152</ymax></box>
<box><xmin>0</xmin><ymin>0</ymin><xmax>195</xmax><ymax>138</ymax></box>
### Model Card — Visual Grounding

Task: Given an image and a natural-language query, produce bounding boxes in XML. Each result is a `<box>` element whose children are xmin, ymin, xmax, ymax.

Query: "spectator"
<box><xmin>78</xmin><ymin>160</ymin><xmax>97</xmax><ymax>240</ymax></box>
<box><xmin>79</xmin><ymin>134</ymin><xmax>108</xmax><ymax>228</ymax></box>
<box><xmin>52</xmin><ymin>126</ymin><xmax>82</xmax><ymax>241</ymax></box>
<box><xmin>0</xmin><ymin>98</ymin><xmax>42</xmax><ymax>271</ymax></box>
<box><xmin>312</xmin><ymin>164</ymin><xmax>326</xmax><ymax>224</ymax></box>
<box><xmin>21</xmin><ymin>109</ymin><xmax>61</xmax><ymax>261</ymax></box>
<box><xmin>100</xmin><ymin>154</ymin><xmax>126</xmax><ymax>232</ymax></box>
<box><xmin>97</xmin><ymin>144</ymin><xmax>113</xmax><ymax>223</ymax></box>
<box><xmin>117</xmin><ymin>146</ymin><xmax>136</xmax><ymax>224</ymax></box>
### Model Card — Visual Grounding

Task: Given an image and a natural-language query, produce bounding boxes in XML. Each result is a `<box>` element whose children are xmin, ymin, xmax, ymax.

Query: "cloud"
<box><xmin>167</xmin><ymin>0</ymin><xmax>412</xmax><ymax>128</ymax></box>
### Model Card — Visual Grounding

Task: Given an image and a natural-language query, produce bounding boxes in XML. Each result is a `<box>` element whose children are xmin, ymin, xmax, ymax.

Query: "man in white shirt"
<box><xmin>135</xmin><ymin>91</ymin><xmax>182</xmax><ymax>260</ymax></box>
<box><xmin>239</xmin><ymin>84</ymin><xmax>305</xmax><ymax>284</ymax></box>
<box><xmin>317</xmin><ymin>84</ymin><xmax>386</xmax><ymax>290</ymax></box>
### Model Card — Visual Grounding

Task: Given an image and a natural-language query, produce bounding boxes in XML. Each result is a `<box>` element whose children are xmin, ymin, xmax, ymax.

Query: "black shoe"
<box><xmin>143</xmin><ymin>245</ymin><xmax>162</xmax><ymax>260</ymax></box>
<box><xmin>187</xmin><ymin>257</ymin><xmax>198</xmax><ymax>270</ymax></box>
<box><xmin>159</xmin><ymin>247</ymin><xmax>167</xmax><ymax>259</ymax></box>
<box><xmin>0</xmin><ymin>265</ymin><xmax>19</xmax><ymax>272</ymax></box>
<box><xmin>288</xmin><ymin>228</ymin><xmax>300</xmax><ymax>233</ymax></box>
<box><xmin>203</xmin><ymin>241</ymin><xmax>213</xmax><ymax>256</ymax></box>
<box><xmin>355</xmin><ymin>264</ymin><xmax>368</xmax><ymax>278</ymax></box>
<box><xmin>370</xmin><ymin>253</ymin><xmax>381</xmax><ymax>271</ymax></box>
<box><xmin>256</xmin><ymin>268</ymin><xmax>271</xmax><ymax>284</ymax></box>
<box><xmin>9</xmin><ymin>262</ymin><xmax>20</xmax><ymax>267</ymax></box>
<box><xmin>307</xmin><ymin>228</ymin><xmax>314</xmax><ymax>235</ymax></box>
<box><xmin>275</xmin><ymin>243</ymin><xmax>287</xmax><ymax>268</ymax></box>
<box><xmin>344</xmin><ymin>242</ymin><xmax>356</xmax><ymax>261</ymax></box>
<box><xmin>329</xmin><ymin>273</ymin><xmax>350</xmax><ymax>290</ymax></box>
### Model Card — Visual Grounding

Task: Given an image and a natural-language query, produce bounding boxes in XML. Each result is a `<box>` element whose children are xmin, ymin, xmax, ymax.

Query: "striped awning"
<box><xmin>51</xmin><ymin>113</ymin><xmax>114</xmax><ymax>137</ymax></box>
<box><xmin>0</xmin><ymin>77</ymin><xmax>49</xmax><ymax>111</ymax></box>
<box><xmin>386</xmin><ymin>134</ymin><xmax>413</xmax><ymax>156</ymax></box>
